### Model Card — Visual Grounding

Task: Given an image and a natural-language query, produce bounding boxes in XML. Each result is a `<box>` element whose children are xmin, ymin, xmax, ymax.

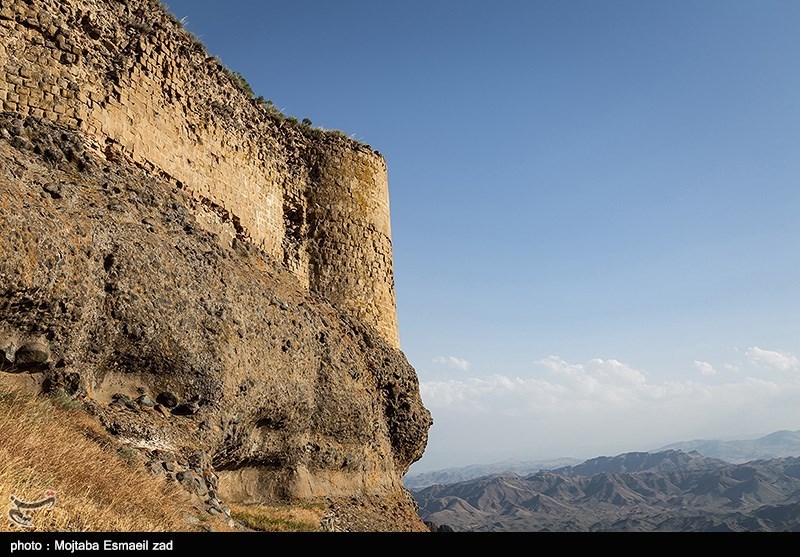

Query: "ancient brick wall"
<box><xmin>0</xmin><ymin>0</ymin><xmax>399</xmax><ymax>347</ymax></box>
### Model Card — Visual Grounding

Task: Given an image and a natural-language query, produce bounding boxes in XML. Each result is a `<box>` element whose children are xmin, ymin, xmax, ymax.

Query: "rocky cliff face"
<box><xmin>0</xmin><ymin>0</ymin><xmax>431</xmax><ymax>532</ymax></box>
<box><xmin>0</xmin><ymin>0</ymin><xmax>400</xmax><ymax>348</ymax></box>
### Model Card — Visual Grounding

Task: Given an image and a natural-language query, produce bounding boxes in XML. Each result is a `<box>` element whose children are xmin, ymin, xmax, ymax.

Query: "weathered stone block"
<box><xmin>1</xmin><ymin>0</ymin><xmax>400</xmax><ymax>349</ymax></box>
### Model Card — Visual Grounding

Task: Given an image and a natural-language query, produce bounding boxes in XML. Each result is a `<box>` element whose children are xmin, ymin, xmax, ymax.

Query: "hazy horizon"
<box><xmin>407</xmin><ymin>426</ymin><xmax>797</xmax><ymax>474</ymax></box>
<box><xmin>163</xmin><ymin>1</ymin><xmax>800</xmax><ymax>475</ymax></box>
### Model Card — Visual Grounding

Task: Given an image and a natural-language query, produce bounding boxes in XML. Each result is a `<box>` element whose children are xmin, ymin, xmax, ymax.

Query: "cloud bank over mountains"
<box><xmin>416</xmin><ymin>347</ymin><xmax>800</xmax><ymax>468</ymax></box>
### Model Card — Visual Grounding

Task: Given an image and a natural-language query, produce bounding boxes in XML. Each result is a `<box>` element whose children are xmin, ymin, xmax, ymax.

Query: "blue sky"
<box><xmin>163</xmin><ymin>1</ymin><xmax>800</xmax><ymax>472</ymax></box>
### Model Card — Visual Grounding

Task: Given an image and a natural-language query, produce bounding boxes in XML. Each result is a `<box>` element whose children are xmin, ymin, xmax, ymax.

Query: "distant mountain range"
<box><xmin>656</xmin><ymin>429</ymin><xmax>800</xmax><ymax>463</ymax></box>
<box><xmin>405</xmin><ymin>429</ymin><xmax>800</xmax><ymax>490</ymax></box>
<box><xmin>413</xmin><ymin>450</ymin><xmax>800</xmax><ymax>532</ymax></box>
<box><xmin>408</xmin><ymin>430</ymin><xmax>800</xmax><ymax>532</ymax></box>
<box><xmin>404</xmin><ymin>458</ymin><xmax>582</xmax><ymax>491</ymax></box>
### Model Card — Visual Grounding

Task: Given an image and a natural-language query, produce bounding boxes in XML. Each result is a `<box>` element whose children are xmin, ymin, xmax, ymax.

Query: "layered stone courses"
<box><xmin>0</xmin><ymin>0</ymin><xmax>399</xmax><ymax>347</ymax></box>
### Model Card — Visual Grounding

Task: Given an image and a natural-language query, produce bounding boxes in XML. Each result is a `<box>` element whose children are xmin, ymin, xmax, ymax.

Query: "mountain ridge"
<box><xmin>414</xmin><ymin>449</ymin><xmax>800</xmax><ymax>532</ymax></box>
<box><xmin>656</xmin><ymin>429</ymin><xmax>800</xmax><ymax>463</ymax></box>
<box><xmin>405</xmin><ymin>429</ymin><xmax>800</xmax><ymax>490</ymax></box>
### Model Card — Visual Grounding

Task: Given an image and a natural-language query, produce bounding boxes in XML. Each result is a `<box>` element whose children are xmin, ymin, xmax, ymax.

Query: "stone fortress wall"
<box><xmin>0</xmin><ymin>0</ymin><xmax>400</xmax><ymax>347</ymax></box>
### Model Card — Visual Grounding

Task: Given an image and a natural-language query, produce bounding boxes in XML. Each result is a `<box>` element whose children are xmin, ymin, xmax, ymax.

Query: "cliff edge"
<box><xmin>0</xmin><ymin>0</ymin><xmax>431</xmax><ymax>531</ymax></box>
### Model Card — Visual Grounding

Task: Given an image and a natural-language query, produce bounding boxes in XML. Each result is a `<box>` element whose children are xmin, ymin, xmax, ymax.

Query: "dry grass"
<box><xmin>229</xmin><ymin>501</ymin><xmax>326</xmax><ymax>532</ymax></box>
<box><xmin>0</xmin><ymin>381</ymin><xmax>200</xmax><ymax>532</ymax></box>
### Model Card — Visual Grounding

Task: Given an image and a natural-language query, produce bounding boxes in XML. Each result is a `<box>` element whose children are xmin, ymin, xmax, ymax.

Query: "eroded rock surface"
<box><xmin>0</xmin><ymin>114</ymin><xmax>431</xmax><ymax>531</ymax></box>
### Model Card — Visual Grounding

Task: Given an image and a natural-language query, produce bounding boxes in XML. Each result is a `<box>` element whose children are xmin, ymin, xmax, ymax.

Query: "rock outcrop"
<box><xmin>0</xmin><ymin>0</ymin><xmax>430</xmax><ymax>531</ymax></box>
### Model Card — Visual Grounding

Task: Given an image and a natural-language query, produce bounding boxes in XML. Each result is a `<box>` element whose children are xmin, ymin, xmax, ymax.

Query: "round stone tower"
<box><xmin>306</xmin><ymin>141</ymin><xmax>400</xmax><ymax>349</ymax></box>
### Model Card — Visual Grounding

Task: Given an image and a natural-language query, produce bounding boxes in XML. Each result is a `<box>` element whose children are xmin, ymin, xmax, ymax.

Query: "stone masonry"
<box><xmin>0</xmin><ymin>0</ymin><xmax>400</xmax><ymax>347</ymax></box>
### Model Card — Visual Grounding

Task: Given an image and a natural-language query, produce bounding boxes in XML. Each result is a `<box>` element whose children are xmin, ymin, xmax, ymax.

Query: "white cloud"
<box><xmin>420</xmin><ymin>374</ymin><xmax>567</xmax><ymax>414</ymax></box>
<box><xmin>746</xmin><ymin>347</ymin><xmax>799</xmax><ymax>372</ymax></box>
<box><xmin>723</xmin><ymin>363</ymin><xmax>740</xmax><ymax>373</ymax></box>
<box><xmin>417</xmin><ymin>355</ymin><xmax>800</xmax><ymax>466</ymax></box>
<box><xmin>432</xmin><ymin>356</ymin><xmax>470</xmax><ymax>371</ymax></box>
<box><xmin>536</xmin><ymin>355</ymin><xmax>646</xmax><ymax>393</ymax></box>
<box><xmin>694</xmin><ymin>360</ymin><xmax>717</xmax><ymax>376</ymax></box>
<box><xmin>422</xmin><ymin>356</ymin><xmax>657</xmax><ymax>413</ymax></box>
